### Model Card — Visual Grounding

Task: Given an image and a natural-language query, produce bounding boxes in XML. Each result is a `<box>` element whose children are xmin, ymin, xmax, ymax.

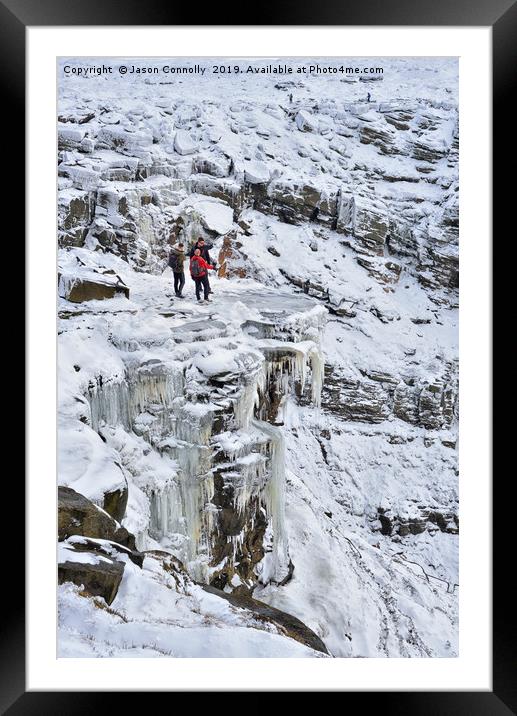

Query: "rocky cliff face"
<box><xmin>57</xmin><ymin>57</ymin><xmax>459</xmax><ymax>658</ymax></box>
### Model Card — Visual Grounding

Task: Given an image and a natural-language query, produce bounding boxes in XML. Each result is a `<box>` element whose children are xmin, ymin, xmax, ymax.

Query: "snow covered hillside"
<box><xmin>57</xmin><ymin>57</ymin><xmax>459</xmax><ymax>658</ymax></box>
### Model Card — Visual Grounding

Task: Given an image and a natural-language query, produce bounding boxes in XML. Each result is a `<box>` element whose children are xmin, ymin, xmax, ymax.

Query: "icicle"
<box><xmin>232</xmin><ymin>363</ymin><xmax>265</xmax><ymax>430</ymax></box>
<box><xmin>309</xmin><ymin>345</ymin><xmax>324</xmax><ymax>408</ymax></box>
<box><xmin>149</xmin><ymin>471</ymin><xmax>215</xmax><ymax>568</ymax></box>
<box><xmin>88</xmin><ymin>365</ymin><xmax>185</xmax><ymax>433</ymax></box>
<box><xmin>250</xmin><ymin>419</ymin><xmax>290</xmax><ymax>583</ymax></box>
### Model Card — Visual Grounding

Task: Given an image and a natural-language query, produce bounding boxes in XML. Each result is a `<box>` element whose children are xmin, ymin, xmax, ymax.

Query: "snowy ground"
<box><xmin>57</xmin><ymin>57</ymin><xmax>459</xmax><ymax>658</ymax></box>
<box><xmin>59</xmin><ymin>553</ymin><xmax>325</xmax><ymax>658</ymax></box>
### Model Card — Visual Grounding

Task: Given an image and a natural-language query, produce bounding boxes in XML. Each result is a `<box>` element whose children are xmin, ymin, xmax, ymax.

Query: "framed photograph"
<box><xmin>13</xmin><ymin>0</ymin><xmax>506</xmax><ymax>709</ymax></box>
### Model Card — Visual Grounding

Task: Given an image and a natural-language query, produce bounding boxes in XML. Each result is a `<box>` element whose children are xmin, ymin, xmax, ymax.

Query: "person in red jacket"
<box><xmin>190</xmin><ymin>248</ymin><xmax>215</xmax><ymax>302</ymax></box>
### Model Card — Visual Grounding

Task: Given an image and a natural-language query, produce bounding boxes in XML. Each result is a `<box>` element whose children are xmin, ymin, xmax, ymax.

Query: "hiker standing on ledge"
<box><xmin>168</xmin><ymin>241</ymin><xmax>186</xmax><ymax>298</ymax></box>
<box><xmin>190</xmin><ymin>248</ymin><xmax>215</xmax><ymax>303</ymax></box>
<box><xmin>189</xmin><ymin>237</ymin><xmax>214</xmax><ymax>294</ymax></box>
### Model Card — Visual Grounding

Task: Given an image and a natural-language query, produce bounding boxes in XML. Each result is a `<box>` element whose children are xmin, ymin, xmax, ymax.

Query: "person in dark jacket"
<box><xmin>190</xmin><ymin>248</ymin><xmax>215</xmax><ymax>302</ymax></box>
<box><xmin>168</xmin><ymin>242</ymin><xmax>186</xmax><ymax>297</ymax></box>
<box><xmin>189</xmin><ymin>238</ymin><xmax>214</xmax><ymax>293</ymax></box>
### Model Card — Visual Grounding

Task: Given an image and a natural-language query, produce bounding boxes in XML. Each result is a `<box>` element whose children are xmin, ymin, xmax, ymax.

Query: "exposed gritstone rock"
<box><xmin>58</xmin><ymin>486</ymin><xmax>137</xmax><ymax>550</ymax></box>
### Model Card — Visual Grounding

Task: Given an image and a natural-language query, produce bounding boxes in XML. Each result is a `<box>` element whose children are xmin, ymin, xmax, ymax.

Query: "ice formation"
<box><xmin>73</xmin><ymin>283</ymin><xmax>325</xmax><ymax>586</ymax></box>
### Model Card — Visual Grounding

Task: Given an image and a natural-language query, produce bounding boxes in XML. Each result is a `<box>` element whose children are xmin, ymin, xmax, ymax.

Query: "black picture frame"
<box><xmin>9</xmin><ymin>0</ymin><xmax>509</xmax><ymax>710</ymax></box>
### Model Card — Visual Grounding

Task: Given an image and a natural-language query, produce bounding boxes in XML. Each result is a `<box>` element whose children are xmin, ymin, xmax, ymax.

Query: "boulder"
<box><xmin>58</xmin><ymin>551</ymin><xmax>124</xmax><ymax>605</ymax></box>
<box><xmin>58</xmin><ymin>486</ymin><xmax>136</xmax><ymax>550</ymax></box>
<box><xmin>58</xmin><ymin>165</ymin><xmax>100</xmax><ymax>191</ymax></box>
<box><xmin>196</xmin><ymin>199</ymin><xmax>234</xmax><ymax>235</ymax></box>
<box><xmin>192</xmin><ymin>155</ymin><xmax>232</xmax><ymax>177</ymax></box>
<box><xmin>57</xmin><ymin>535</ymin><xmax>143</xmax><ymax>606</ymax></box>
<box><xmin>58</xmin><ymin>270</ymin><xmax>129</xmax><ymax>303</ymax></box>
<box><xmin>191</xmin><ymin>176</ymin><xmax>250</xmax><ymax>215</ymax></box>
<box><xmin>79</xmin><ymin>137</ymin><xmax>95</xmax><ymax>153</ymax></box>
<box><xmin>96</xmin><ymin>126</ymin><xmax>153</xmax><ymax>154</ymax></box>
<box><xmin>328</xmin><ymin>137</ymin><xmax>348</xmax><ymax>157</ymax></box>
<box><xmin>102</xmin><ymin>480</ymin><xmax>129</xmax><ymax>523</ymax></box>
<box><xmin>174</xmin><ymin>130</ymin><xmax>197</xmax><ymax>156</ymax></box>
<box><xmin>63</xmin><ymin>535</ymin><xmax>144</xmax><ymax>568</ymax></box>
<box><xmin>295</xmin><ymin>110</ymin><xmax>319</xmax><ymax>133</ymax></box>
<box><xmin>58</xmin><ymin>125</ymin><xmax>88</xmax><ymax>151</ymax></box>
<box><xmin>244</xmin><ymin>160</ymin><xmax>270</xmax><ymax>185</ymax></box>
<box><xmin>58</xmin><ymin>110</ymin><xmax>96</xmax><ymax>125</ymax></box>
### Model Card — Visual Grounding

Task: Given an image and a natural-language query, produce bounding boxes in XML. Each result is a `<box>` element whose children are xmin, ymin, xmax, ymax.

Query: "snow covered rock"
<box><xmin>418</xmin><ymin>235</ymin><xmax>459</xmax><ymax>290</ymax></box>
<box><xmin>58</xmin><ymin>124</ymin><xmax>88</xmax><ymax>151</ymax></box>
<box><xmin>58</xmin><ymin>269</ymin><xmax>129</xmax><ymax>303</ymax></box>
<box><xmin>382</xmin><ymin>107</ymin><xmax>415</xmax><ymax>131</ymax></box>
<box><xmin>191</xmin><ymin>175</ymin><xmax>249</xmax><ymax>214</ymax></box>
<box><xmin>387</xmin><ymin>216</ymin><xmax>420</xmax><ymax>258</ymax></box>
<box><xmin>58</xmin><ymin>165</ymin><xmax>100</xmax><ymax>191</ymax></box>
<box><xmin>58</xmin><ymin>109</ymin><xmax>96</xmax><ymax>125</ymax></box>
<box><xmin>409</xmin><ymin>136</ymin><xmax>448</xmax><ymax>164</ymax></box>
<box><xmin>178</xmin><ymin>196</ymin><xmax>234</xmax><ymax>236</ymax></box>
<box><xmin>359</xmin><ymin>120</ymin><xmax>398</xmax><ymax>155</ymax></box>
<box><xmin>244</xmin><ymin>160</ymin><xmax>270</xmax><ymax>185</ymax></box>
<box><xmin>260</xmin><ymin>180</ymin><xmax>338</xmax><ymax>226</ymax></box>
<box><xmin>58</xmin><ymin>540</ymin><xmax>125</xmax><ymax>605</ymax></box>
<box><xmin>193</xmin><ymin>155</ymin><xmax>232</xmax><ymax>177</ymax></box>
<box><xmin>337</xmin><ymin>192</ymin><xmax>389</xmax><ymax>255</ymax></box>
<box><xmin>322</xmin><ymin>368</ymin><xmax>391</xmax><ymax>423</ymax></box>
<box><xmin>97</xmin><ymin>126</ymin><xmax>153</xmax><ymax>154</ymax></box>
<box><xmin>295</xmin><ymin>110</ymin><xmax>319</xmax><ymax>133</ymax></box>
<box><xmin>197</xmin><ymin>199</ymin><xmax>233</xmax><ymax>235</ymax></box>
<box><xmin>58</xmin><ymin>190</ymin><xmax>95</xmax><ymax>248</ymax></box>
<box><xmin>202</xmin><ymin>585</ymin><xmax>329</xmax><ymax>654</ymax></box>
<box><xmin>328</xmin><ymin>137</ymin><xmax>348</xmax><ymax>157</ymax></box>
<box><xmin>393</xmin><ymin>382</ymin><xmax>420</xmax><ymax>424</ymax></box>
<box><xmin>418</xmin><ymin>381</ymin><xmax>449</xmax><ymax>429</ymax></box>
<box><xmin>356</xmin><ymin>255</ymin><xmax>402</xmax><ymax>285</ymax></box>
<box><xmin>173</xmin><ymin>129</ymin><xmax>197</xmax><ymax>155</ymax></box>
